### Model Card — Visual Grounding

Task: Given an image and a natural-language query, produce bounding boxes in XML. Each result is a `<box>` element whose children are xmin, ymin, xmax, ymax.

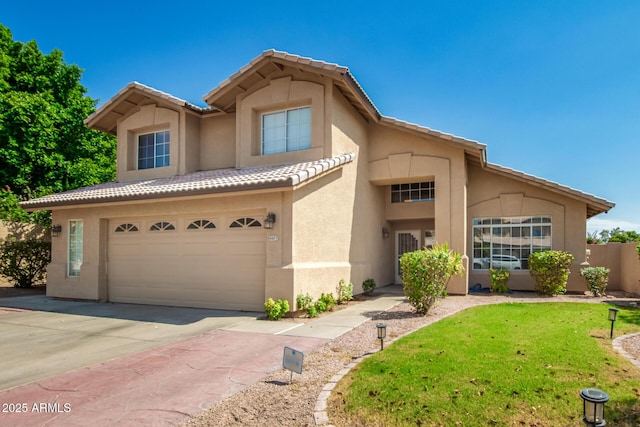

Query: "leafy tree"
<box><xmin>588</xmin><ymin>228</ymin><xmax>640</xmax><ymax>244</ymax></box>
<box><xmin>0</xmin><ymin>24</ymin><xmax>116</xmax><ymax>224</ymax></box>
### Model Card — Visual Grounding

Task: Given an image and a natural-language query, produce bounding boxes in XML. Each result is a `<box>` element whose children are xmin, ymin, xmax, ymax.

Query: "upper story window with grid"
<box><xmin>262</xmin><ymin>106</ymin><xmax>311</xmax><ymax>155</ymax></box>
<box><xmin>138</xmin><ymin>130</ymin><xmax>170</xmax><ymax>169</ymax></box>
<box><xmin>391</xmin><ymin>181</ymin><xmax>435</xmax><ymax>203</ymax></box>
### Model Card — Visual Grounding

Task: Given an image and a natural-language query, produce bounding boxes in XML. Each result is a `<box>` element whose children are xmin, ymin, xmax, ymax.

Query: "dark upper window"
<box><xmin>138</xmin><ymin>130</ymin><xmax>170</xmax><ymax>169</ymax></box>
<box><xmin>230</xmin><ymin>217</ymin><xmax>262</xmax><ymax>228</ymax></box>
<box><xmin>115</xmin><ymin>223</ymin><xmax>139</xmax><ymax>233</ymax></box>
<box><xmin>149</xmin><ymin>221</ymin><xmax>175</xmax><ymax>231</ymax></box>
<box><xmin>391</xmin><ymin>181</ymin><xmax>435</xmax><ymax>203</ymax></box>
<box><xmin>187</xmin><ymin>220</ymin><xmax>216</xmax><ymax>230</ymax></box>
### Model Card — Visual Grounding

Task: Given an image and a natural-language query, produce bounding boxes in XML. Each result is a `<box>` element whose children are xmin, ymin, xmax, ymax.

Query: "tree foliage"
<box><xmin>588</xmin><ymin>228</ymin><xmax>640</xmax><ymax>244</ymax></box>
<box><xmin>0</xmin><ymin>24</ymin><xmax>116</xmax><ymax>223</ymax></box>
<box><xmin>0</xmin><ymin>238</ymin><xmax>51</xmax><ymax>287</ymax></box>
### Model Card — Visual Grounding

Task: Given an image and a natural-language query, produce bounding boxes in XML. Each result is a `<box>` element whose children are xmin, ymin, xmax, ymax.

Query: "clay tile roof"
<box><xmin>20</xmin><ymin>153</ymin><xmax>355</xmax><ymax>210</ymax></box>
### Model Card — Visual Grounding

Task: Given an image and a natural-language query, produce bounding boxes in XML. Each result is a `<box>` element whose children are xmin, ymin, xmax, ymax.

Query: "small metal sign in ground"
<box><xmin>282</xmin><ymin>346</ymin><xmax>304</xmax><ymax>383</ymax></box>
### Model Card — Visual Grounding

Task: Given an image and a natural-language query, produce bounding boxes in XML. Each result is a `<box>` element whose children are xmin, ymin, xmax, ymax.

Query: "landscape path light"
<box><xmin>580</xmin><ymin>387</ymin><xmax>609</xmax><ymax>426</ymax></box>
<box><xmin>608</xmin><ymin>307</ymin><xmax>619</xmax><ymax>339</ymax></box>
<box><xmin>376</xmin><ymin>323</ymin><xmax>387</xmax><ymax>351</ymax></box>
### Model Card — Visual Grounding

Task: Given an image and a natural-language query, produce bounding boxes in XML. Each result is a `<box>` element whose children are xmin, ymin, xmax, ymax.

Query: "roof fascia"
<box><xmin>379</xmin><ymin>116</ymin><xmax>487</xmax><ymax>166</ymax></box>
<box><xmin>485</xmin><ymin>162</ymin><xmax>615</xmax><ymax>216</ymax></box>
<box><xmin>85</xmin><ymin>82</ymin><xmax>212</xmax><ymax>131</ymax></box>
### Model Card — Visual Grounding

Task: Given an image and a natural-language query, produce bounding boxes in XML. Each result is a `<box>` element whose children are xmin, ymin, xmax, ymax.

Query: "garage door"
<box><xmin>107</xmin><ymin>215</ymin><xmax>266</xmax><ymax>311</ymax></box>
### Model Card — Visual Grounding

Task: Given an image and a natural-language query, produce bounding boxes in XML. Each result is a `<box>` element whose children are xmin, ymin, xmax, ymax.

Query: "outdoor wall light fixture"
<box><xmin>264</xmin><ymin>212</ymin><xmax>276</xmax><ymax>229</ymax></box>
<box><xmin>376</xmin><ymin>323</ymin><xmax>387</xmax><ymax>351</ymax></box>
<box><xmin>382</xmin><ymin>227</ymin><xmax>389</xmax><ymax>238</ymax></box>
<box><xmin>51</xmin><ymin>224</ymin><xmax>62</xmax><ymax>237</ymax></box>
<box><xmin>608</xmin><ymin>307</ymin><xmax>620</xmax><ymax>339</ymax></box>
<box><xmin>580</xmin><ymin>387</ymin><xmax>609</xmax><ymax>426</ymax></box>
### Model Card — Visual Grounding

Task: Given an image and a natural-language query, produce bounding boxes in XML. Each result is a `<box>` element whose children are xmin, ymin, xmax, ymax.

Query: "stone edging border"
<box><xmin>612</xmin><ymin>332</ymin><xmax>640</xmax><ymax>370</ymax></box>
<box><xmin>314</xmin><ymin>311</ymin><xmax>640</xmax><ymax>426</ymax></box>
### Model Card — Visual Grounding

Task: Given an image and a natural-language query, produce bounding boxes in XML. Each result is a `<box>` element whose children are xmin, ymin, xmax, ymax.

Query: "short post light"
<box><xmin>608</xmin><ymin>307</ymin><xmax>619</xmax><ymax>339</ymax></box>
<box><xmin>376</xmin><ymin>323</ymin><xmax>387</xmax><ymax>351</ymax></box>
<box><xmin>580</xmin><ymin>388</ymin><xmax>609</xmax><ymax>426</ymax></box>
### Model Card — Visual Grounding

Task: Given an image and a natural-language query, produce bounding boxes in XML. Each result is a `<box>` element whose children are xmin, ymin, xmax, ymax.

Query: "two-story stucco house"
<box><xmin>21</xmin><ymin>50</ymin><xmax>614</xmax><ymax>312</ymax></box>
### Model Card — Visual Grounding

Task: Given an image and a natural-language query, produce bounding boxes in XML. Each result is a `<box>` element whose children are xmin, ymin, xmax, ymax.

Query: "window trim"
<box><xmin>391</xmin><ymin>181</ymin><xmax>435</xmax><ymax>203</ymax></box>
<box><xmin>67</xmin><ymin>219</ymin><xmax>83</xmax><ymax>277</ymax></box>
<box><xmin>137</xmin><ymin>129</ymin><xmax>170</xmax><ymax>170</ymax></box>
<box><xmin>261</xmin><ymin>106</ymin><xmax>311</xmax><ymax>155</ymax></box>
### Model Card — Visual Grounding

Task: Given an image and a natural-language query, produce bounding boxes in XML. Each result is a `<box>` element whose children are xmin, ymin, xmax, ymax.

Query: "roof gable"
<box><xmin>85</xmin><ymin>82</ymin><xmax>211</xmax><ymax>135</ymax></box>
<box><xmin>485</xmin><ymin>162</ymin><xmax>614</xmax><ymax>218</ymax></box>
<box><xmin>202</xmin><ymin>49</ymin><xmax>381</xmax><ymax>122</ymax></box>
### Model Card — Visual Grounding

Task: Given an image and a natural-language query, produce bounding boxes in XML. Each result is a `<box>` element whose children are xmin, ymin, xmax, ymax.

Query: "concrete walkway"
<box><xmin>0</xmin><ymin>286</ymin><xmax>405</xmax><ymax>426</ymax></box>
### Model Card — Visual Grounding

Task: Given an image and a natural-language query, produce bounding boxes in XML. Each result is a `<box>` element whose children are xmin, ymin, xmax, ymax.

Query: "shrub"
<box><xmin>489</xmin><ymin>268</ymin><xmax>510</xmax><ymax>293</ymax></box>
<box><xmin>399</xmin><ymin>243</ymin><xmax>464</xmax><ymax>315</ymax></box>
<box><xmin>337</xmin><ymin>279</ymin><xmax>353</xmax><ymax>304</ymax></box>
<box><xmin>637</xmin><ymin>244</ymin><xmax>640</xmax><ymax>258</ymax></box>
<box><xmin>0</xmin><ymin>238</ymin><xmax>51</xmax><ymax>288</ymax></box>
<box><xmin>528</xmin><ymin>250</ymin><xmax>574</xmax><ymax>296</ymax></box>
<box><xmin>314</xmin><ymin>299</ymin><xmax>327</xmax><ymax>314</ymax></box>
<box><xmin>362</xmin><ymin>278</ymin><xmax>377</xmax><ymax>295</ymax></box>
<box><xmin>296</xmin><ymin>293</ymin><xmax>313</xmax><ymax>312</ymax></box>
<box><xmin>319</xmin><ymin>292</ymin><xmax>337</xmax><ymax>310</ymax></box>
<box><xmin>264</xmin><ymin>298</ymin><xmax>289</xmax><ymax>321</ymax></box>
<box><xmin>580</xmin><ymin>266</ymin><xmax>610</xmax><ymax>296</ymax></box>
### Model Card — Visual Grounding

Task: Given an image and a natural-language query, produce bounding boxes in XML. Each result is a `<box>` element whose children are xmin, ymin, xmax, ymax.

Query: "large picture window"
<box><xmin>262</xmin><ymin>106</ymin><xmax>311</xmax><ymax>154</ymax></box>
<box><xmin>138</xmin><ymin>130</ymin><xmax>170</xmax><ymax>169</ymax></box>
<box><xmin>67</xmin><ymin>220</ymin><xmax>83</xmax><ymax>277</ymax></box>
<box><xmin>472</xmin><ymin>216</ymin><xmax>552</xmax><ymax>270</ymax></box>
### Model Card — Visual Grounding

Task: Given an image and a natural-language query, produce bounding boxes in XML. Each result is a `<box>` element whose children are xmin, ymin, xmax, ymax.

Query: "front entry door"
<box><xmin>395</xmin><ymin>230</ymin><xmax>421</xmax><ymax>284</ymax></box>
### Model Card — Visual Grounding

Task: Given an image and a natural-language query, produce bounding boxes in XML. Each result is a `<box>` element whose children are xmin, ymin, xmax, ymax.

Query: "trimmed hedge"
<box><xmin>528</xmin><ymin>250</ymin><xmax>574</xmax><ymax>296</ymax></box>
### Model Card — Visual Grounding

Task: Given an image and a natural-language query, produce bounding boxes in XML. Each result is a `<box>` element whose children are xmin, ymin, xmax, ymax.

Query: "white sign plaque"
<box><xmin>283</xmin><ymin>346</ymin><xmax>304</xmax><ymax>375</ymax></box>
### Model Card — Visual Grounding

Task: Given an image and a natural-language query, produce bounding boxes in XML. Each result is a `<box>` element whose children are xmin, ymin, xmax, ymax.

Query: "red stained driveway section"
<box><xmin>0</xmin><ymin>329</ymin><xmax>325</xmax><ymax>426</ymax></box>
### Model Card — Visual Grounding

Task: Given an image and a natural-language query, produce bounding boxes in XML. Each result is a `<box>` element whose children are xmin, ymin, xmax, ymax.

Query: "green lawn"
<box><xmin>329</xmin><ymin>303</ymin><xmax>640</xmax><ymax>426</ymax></box>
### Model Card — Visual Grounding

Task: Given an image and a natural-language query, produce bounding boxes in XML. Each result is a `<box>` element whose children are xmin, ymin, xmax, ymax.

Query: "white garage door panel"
<box><xmin>108</xmin><ymin>217</ymin><xmax>266</xmax><ymax>311</ymax></box>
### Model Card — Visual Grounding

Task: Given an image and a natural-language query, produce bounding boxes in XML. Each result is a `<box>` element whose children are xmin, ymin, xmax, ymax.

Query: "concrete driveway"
<box><xmin>0</xmin><ymin>296</ymin><xmax>330</xmax><ymax>426</ymax></box>
<box><xmin>0</xmin><ymin>289</ymin><xmax>405</xmax><ymax>426</ymax></box>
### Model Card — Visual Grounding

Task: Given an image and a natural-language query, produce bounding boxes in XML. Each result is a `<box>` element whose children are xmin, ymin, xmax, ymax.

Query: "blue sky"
<box><xmin>3</xmin><ymin>1</ymin><xmax>639</xmax><ymax>233</ymax></box>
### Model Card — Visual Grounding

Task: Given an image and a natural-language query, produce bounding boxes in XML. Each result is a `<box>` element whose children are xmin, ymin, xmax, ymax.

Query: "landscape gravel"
<box><xmin>181</xmin><ymin>291</ymin><xmax>640</xmax><ymax>427</ymax></box>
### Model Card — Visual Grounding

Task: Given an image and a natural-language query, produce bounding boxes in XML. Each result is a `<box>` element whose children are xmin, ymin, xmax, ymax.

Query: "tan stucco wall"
<box><xmin>236</xmin><ymin>76</ymin><xmax>325</xmax><ymax>168</ymax></box>
<box><xmin>467</xmin><ymin>164</ymin><xmax>589</xmax><ymax>292</ymax></box>
<box><xmin>47</xmin><ymin>191</ymin><xmax>286</xmax><ymax>302</ymax></box>
<box><xmin>587</xmin><ymin>243</ymin><xmax>640</xmax><ymax>294</ymax></box>
<box><xmin>367</xmin><ymin>125</ymin><xmax>469</xmax><ymax>294</ymax></box>
<box><xmin>200</xmin><ymin>114</ymin><xmax>236</xmax><ymax>170</ymax></box>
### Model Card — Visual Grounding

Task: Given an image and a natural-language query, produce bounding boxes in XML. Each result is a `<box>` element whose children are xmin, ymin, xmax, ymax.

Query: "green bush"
<box><xmin>580</xmin><ymin>266</ymin><xmax>610</xmax><ymax>296</ymax></box>
<box><xmin>264</xmin><ymin>298</ymin><xmax>289</xmax><ymax>321</ymax></box>
<box><xmin>489</xmin><ymin>268</ymin><xmax>510</xmax><ymax>293</ymax></box>
<box><xmin>296</xmin><ymin>293</ymin><xmax>312</xmax><ymax>312</ymax></box>
<box><xmin>319</xmin><ymin>292</ymin><xmax>336</xmax><ymax>310</ymax></box>
<box><xmin>637</xmin><ymin>244</ymin><xmax>640</xmax><ymax>258</ymax></box>
<box><xmin>337</xmin><ymin>279</ymin><xmax>353</xmax><ymax>304</ymax></box>
<box><xmin>0</xmin><ymin>238</ymin><xmax>51</xmax><ymax>288</ymax></box>
<box><xmin>362</xmin><ymin>278</ymin><xmax>377</xmax><ymax>295</ymax></box>
<box><xmin>528</xmin><ymin>250</ymin><xmax>574</xmax><ymax>296</ymax></box>
<box><xmin>314</xmin><ymin>299</ymin><xmax>327</xmax><ymax>314</ymax></box>
<box><xmin>399</xmin><ymin>243</ymin><xmax>464</xmax><ymax>315</ymax></box>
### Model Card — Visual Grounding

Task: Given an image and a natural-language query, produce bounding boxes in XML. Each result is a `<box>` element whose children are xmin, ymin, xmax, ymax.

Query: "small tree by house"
<box><xmin>528</xmin><ymin>250</ymin><xmax>574</xmax><ymax>296</ymax></box>
<box><xmin>399</xmin><ymin>243</ymin><xmax>464</xmax><ymax>315</ymax></box>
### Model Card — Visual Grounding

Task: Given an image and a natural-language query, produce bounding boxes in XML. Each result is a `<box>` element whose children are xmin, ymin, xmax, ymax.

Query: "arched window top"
<box><xmin>187</xmin><ymin>220</ymin><xmax>216</xmax><ymax>230</ymax></box>
<box><xmin>150</xmin><ymin>221</ymin><xmax>175</xmax><ymax>231</ymax></box>
<box><xmin>115</xmin><ymin>223</ymin><xmax>139</xmax><ymax>233</ymax></box>
<box><xmin>230</xmin><ymin>217</ymin><xmax>262</xmax><ymax>228</ymax></box>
